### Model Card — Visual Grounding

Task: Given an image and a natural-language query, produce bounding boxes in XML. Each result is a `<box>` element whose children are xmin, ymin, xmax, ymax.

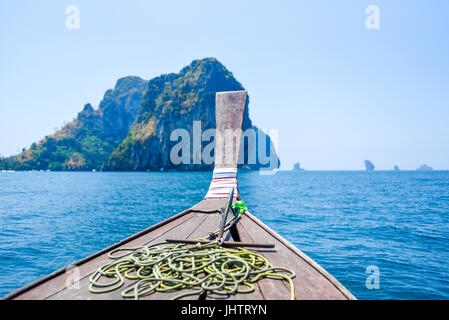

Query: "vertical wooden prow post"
<box><xmin>214</xmin><ymin>91</ymin><xmax>247</xmax><ymax>169</ymax></box>
<box><xmin>204</xmin><ymin>91</ymin><xmax>247</xmax><ymax>200</ymax></box>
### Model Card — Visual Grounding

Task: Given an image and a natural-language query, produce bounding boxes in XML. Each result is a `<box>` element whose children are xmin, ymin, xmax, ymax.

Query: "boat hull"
<box><xmin>3</xmin><ymin>199</ymin><xmax>355</xmax><ymax>300</ymax></box>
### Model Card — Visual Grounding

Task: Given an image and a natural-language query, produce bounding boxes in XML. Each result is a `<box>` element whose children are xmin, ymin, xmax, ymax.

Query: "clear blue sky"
<box><xmin>1</xmin><ymin>0</ymin><xmax>448</xmax><ymax>170</ymax></box>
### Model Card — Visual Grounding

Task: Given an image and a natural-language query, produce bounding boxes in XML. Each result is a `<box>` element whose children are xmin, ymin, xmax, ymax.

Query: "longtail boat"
<box><xmin>3</xmin><ymin>91</ymin><xmax>355</xmax><ymax>300</ymax></box>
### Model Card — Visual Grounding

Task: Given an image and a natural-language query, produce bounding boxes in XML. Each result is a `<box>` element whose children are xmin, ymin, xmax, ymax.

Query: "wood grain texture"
<box><xmin>46</xmin><ymin>212</ymin><xmax>209</xmax><ymax>300</ymax></box>
<box><xmin>214</xmin><ymin>91</ymin><xmax>247</xmax><ymax>169</ymax></box>
<box><xmin>5</xmin><ymin>208</ymin><xmax>193</xmax><ymax>300</ymax></box>
<box><xmin>241</xmin><ymin>212</ymin><xmax>356</xmax><ymax>300</ymax></box>
<box><xmin>5</xmin><ymin>210</ymin><xmax>355</xmax><ymax>300</ymax></box>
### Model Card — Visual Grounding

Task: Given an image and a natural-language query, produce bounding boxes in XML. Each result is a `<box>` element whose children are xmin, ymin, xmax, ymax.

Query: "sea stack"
<box><xmin>364</xmin><ymin>160</ymin><xmax>375</xmax><ymax>171</ymax></box>
<box><xmin>417</xmin><ymin>164</ymin><xmax>433</xmax><ymax>171</ymax></box>
<box><xmin>394</xmin><ymin>165</ymin><xmax>400</xmax><ymax>171</ymax></box>
<box><xmin>293</xmin><ymin>162</ymin><xmax>305</xmax><ymax>171</ymax></box>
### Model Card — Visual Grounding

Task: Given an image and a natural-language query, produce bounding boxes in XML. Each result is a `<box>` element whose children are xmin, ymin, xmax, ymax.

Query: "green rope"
<box><xmin>89</xmin><ymin>240</ymin><xmax>296</xmax><ymax>300</ymax></box>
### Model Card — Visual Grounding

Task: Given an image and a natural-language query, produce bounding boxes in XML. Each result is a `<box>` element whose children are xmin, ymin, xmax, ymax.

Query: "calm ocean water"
<box><xmin>0</xmin><ymin>171</ymin><xmax>448</xmax><ymax>299</ymax></box>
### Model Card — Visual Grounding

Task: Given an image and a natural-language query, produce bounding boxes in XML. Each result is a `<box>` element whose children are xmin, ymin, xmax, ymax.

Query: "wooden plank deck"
<box><xmin>4</xmin><ymin>199</ymin><xmax>355</xmax><ymax>300</ymax></box>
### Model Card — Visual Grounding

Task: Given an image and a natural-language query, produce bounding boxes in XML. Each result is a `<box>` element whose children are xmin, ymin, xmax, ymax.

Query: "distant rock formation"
<box><xmin>364</xmin><ymin>160</ymin><xmax>375</xmax><ymax>171</ymax></box>
<box><xmin>293</xmin><ymin>162</ymin><xmax>304</xmax><ymax>171</ymax></box>
<box><xmin>417</xmin><ymin>164</ymin><xmax>433</xmax><ymax>171</ymax></box>
<box><xmin>394</xmin><ymin>165</ymin><xmax>400</xmax><ymax>171</ymax></box>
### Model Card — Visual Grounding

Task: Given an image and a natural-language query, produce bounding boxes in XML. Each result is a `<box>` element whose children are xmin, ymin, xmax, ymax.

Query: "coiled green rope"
<box><xmin>89</xmin><ymin>240</ymin><xmax>296</xmax><ymax>300</ymax></box>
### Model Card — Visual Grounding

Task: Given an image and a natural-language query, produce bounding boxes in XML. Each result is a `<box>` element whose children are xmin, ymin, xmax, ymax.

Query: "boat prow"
<box><xmin>3</xmin><ymin>91</ymin><xmax>355</xmax><ymax>300</ymax></box>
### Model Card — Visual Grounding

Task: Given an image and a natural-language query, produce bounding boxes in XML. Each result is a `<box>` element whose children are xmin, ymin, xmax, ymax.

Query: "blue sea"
<box><xmin>0</xmin><ymin>171</ymin><xmax>448</xmax><ymax>299</ymax></box>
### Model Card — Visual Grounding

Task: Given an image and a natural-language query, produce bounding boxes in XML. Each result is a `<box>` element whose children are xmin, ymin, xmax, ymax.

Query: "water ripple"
<box><xmin>0</xmin><ymin>171</ymin><xmax>448</xmax><ymax>299</ymax></box>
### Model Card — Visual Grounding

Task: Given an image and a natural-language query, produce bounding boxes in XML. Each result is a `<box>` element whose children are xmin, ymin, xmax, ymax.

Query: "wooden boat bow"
<box><xmin>3</xmin><ymin>91</ymin><xmax>356</xmax><ymax>300</ymax></box>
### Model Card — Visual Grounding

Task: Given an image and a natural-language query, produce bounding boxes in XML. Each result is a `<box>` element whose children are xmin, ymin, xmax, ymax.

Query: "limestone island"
<box><xmin>293</xmin><ymin>162</ymin><xmax>305</xmax><ymax>171</ymax></box>
<box><xmin>364</xmin><ymin>160</ymin><xmax>375</xmax><ymax>171</ymax></box>
<box><xmin>417</xmin><ymin>164</ymin><xmax>433</xmax><ymax>171</ymax></box>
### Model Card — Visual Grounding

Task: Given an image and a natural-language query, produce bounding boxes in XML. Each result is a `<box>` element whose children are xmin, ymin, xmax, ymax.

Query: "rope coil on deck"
<box><xmin>89</xmin><ymin>240</ymin><xmax>296</xmax><ymax>300</ymax></box>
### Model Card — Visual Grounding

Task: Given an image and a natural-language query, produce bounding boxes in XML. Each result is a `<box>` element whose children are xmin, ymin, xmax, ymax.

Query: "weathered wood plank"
<box><xmin>47</xmin><ymin>212</ymin><xmax>209</xmax><ymax>300</ymax></box>
<box><xmin>138</xmin><ymin>213</ymin><xmax>211</xmax><ymax>300</ymax></box>
<box><xmin>191</xmin><ymin>199</ymin><xmax>227</xmax><ymax>213</ymax></box>
<box><xmin>11</xmin><ymin>210</ymin><xmax>195</xmax><ymax>300</ymax></box>
<box><xmin>9</xmin><ymin>209</ymin><xmax>354</xmax><ymax>300</ymax></box>
<box><xmin>239</xmin><ymin>213</ymin><xmax>351</xmax><ymax>300</ymax></box>
<box><xmin>181</xmin><ymin>213</ymin><xmax>265</xmax><ymax>300</ymax></box>
<box><xmin>235</xmin><ymin>220</ymin><xmax>291</xmax><ymax>300</ymax></box>
<box><xmin>88</xmin><ymin>212</ymin><xmax>210</xmax><ymax>300</ymax></box>
<box><xmin>214</xmin><ymin>91</ymin><xmax>246</xmax><ymax>169</ymax></box>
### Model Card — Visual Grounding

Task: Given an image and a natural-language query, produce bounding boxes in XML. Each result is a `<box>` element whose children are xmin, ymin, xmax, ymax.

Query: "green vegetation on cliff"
<box><xmin>1</xmin><ymin>77</ymin><xmax>146</xmax><ymax>171</ymax></box>
<box><xmin>1</xmin><ymin>58</ymin><xmax>279</xmax><ymax>171</ymax></box>
<box><xmin>108</xmin><ymin>58</ymin><xmax>249</xmax><ymax>171</ymax></box>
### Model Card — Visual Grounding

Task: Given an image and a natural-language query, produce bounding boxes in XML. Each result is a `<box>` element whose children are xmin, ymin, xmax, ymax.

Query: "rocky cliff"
<box><xmin>364</xmin><ymin>160</ymin><xmax>375</xmax><ymax>171</ymax></box>
<box><xmin>0</xmin><ymin>76</ymin><xmax>147</xmax><ymax>171</ymax></box>
<box><xmin>0</xmin><ymin>58</ymin><xmax>279</xmax><ymax>171</ymax></box>
<box><xmin>293</xmin><ymin>162</ymin><xmax>304</xmax><ymax>171</ymax></box>
<box><xmin>108</xmin><ymin>58</ymin><xmax>277</xmax><ymax>171</ymax></box>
